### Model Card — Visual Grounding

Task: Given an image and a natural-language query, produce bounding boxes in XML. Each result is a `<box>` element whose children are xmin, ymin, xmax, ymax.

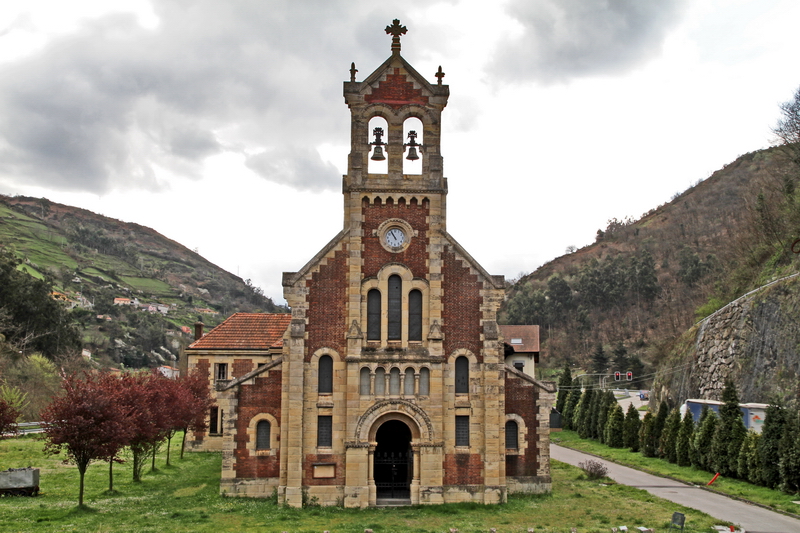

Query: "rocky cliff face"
<box><xmin>655</xmin><ymin>275</ymin><xmax>800</xmax><ymax>404</ymax></box>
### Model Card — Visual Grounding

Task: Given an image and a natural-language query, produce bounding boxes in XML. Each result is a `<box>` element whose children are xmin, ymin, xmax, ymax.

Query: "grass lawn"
<box><xmin>0</xmin><ymin>434</ymin><xmax>725</xmax><ymax>533</ymax></box>
<box><xmin>553</xmin><ymin>429</ymin><xmax>800</xmax><ymax>516</ymax></box>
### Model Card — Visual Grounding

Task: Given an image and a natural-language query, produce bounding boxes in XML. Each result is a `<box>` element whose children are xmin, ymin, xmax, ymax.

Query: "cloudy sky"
<box><xmin>1</xmin><ymin>0</ymin><xmax>799</xmax><ymax>304</ymax></box>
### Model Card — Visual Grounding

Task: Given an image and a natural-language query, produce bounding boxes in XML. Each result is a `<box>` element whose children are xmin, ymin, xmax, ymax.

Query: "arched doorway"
<box><xmin>374</xmin><ymin>419</ymin><xmax>412</xmax><ymax>500</ymax></box>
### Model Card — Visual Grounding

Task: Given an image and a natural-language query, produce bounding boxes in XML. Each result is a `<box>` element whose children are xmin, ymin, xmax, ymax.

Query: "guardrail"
<box><xmin>15</xmin><ymin>422</ymin><xmax>44</xmax><ymax>435</ymax></box>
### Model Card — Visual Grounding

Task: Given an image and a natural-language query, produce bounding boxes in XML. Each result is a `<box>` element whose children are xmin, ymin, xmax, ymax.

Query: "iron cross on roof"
<box><xmin>385</xmin><ymin>19</ymin><xmax>407</xmax><ymax>52</ymax></box>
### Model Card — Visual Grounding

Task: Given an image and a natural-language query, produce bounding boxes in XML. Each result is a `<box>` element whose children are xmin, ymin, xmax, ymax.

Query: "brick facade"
<box><xmin>186</xmin><ymin>23</ymin><xmax>554</xmax><ymax>507</ymax></box>
<box><xmin>442</xmin><ymin>248</ymin><xmax>483</xmax><ymax>361</ymax></box>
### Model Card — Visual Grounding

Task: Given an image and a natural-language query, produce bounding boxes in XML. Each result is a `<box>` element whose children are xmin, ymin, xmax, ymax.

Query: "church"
<box><xmin>185</xmin><ymin>20</ymin><xmax>555</xmax><ymax>508</ymax></box>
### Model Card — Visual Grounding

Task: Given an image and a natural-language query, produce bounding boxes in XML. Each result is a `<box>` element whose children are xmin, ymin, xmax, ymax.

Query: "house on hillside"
<box><xmin>113</xmin><ymin>297</ymin><xmax>132</xmax><ymax>306</ymax></box>
<box><xmin>185</xmin><ymin>22</ymin><xmax>555</xmax><ymax>508</ymax></box>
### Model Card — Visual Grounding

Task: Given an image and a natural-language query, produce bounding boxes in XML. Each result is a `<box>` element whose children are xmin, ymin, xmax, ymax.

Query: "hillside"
<box><xmin>0</xmin><ymin>195</ymin><xmax>286</xmax><ymax>368</ymax></box>
<box><xmin>501</xmin><ymin>145</ymin><xmax>800</xmax><ymax>383</ymax></box>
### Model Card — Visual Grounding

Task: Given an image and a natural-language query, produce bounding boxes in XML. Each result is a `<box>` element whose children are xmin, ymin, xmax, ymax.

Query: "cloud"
<box><xmin>491</xmin><ymin>0</ymin><xmax>687</xmax><ymax>84</ymax></box>
<box><xmin>0</xmin><ymin>1</ymin><xmax>418</xmax><ymax>194</ymax></box>
<box><xmin>245</xmin><ymin>146</ymin><xmax>340</xmax><ymax>191</ymax></box>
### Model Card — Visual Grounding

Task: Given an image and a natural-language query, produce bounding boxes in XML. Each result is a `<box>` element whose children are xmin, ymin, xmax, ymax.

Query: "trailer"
<box><xmin>679</xmin><ymin>399</ymin><xmax>769</xmax><ymax>434</ymax></box>
<box><xmin>0</xmin><ymin>467</ymin><xmax>40</xmax><ymax>496</ymax></box>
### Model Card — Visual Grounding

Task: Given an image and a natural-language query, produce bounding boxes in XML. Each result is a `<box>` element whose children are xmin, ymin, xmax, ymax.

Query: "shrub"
<box><xmin>578</xmin><ymin>460</ymin><xmax>609</xmax><ymax>480</ymax></box>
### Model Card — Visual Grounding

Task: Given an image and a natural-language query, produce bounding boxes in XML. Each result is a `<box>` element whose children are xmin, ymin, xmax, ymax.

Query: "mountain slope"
<box><xmin>502</xmin><ymin>146</ymin><xmax>800</xmax><ymax>380</ymax></box>
<box><xmin>0</xmin><ymin>194</ymin><xmax>286</xmax><ymax>367</ymax></box>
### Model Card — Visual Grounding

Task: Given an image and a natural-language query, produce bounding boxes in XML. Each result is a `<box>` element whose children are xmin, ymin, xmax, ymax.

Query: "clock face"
<box><xmin>385</xmin><ymin>227</ymin><xmax>406</xmax><ymax>247</ymax></box>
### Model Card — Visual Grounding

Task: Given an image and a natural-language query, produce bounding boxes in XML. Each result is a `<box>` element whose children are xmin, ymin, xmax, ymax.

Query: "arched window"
<box><xmin>367</xmin><ymin>289</ymin><xmax>381</xmax><ymax>341</ymax></box>
<box><xmin>408</xmin><ymin>289</ymin><xmax>422</xmax><ymax>341</ymax></box>
<box><xmin>359</xmin><ymin>367</ymin><xmax>371</xmax><ymax>396</ymax></box>
<box><xmin>389</xmin><ymin>367</ymin><xmax>401</xmax><ymax>395</ymax></box>
<box><xmin>505</xmin><ymin>420</ymin><xmax>519</xmax><ymax>450</ymax></box>
<box><xmin>318</xmin><ymin>355</ymin><xmax>333</xmax><ymax>394</ymax></box>
<box><xmin>256</xmin><ymin>420</ymin><xmax>271</xmax><ymax>450</ymax></box>
<box><xmin>404</xmin><ymin>368</ymin><xmax>415</xmax><ymax>395</ymax></box>
<box><xmin>455</xmin><ymin>356</ymin><xmax>469</xmax><ymax>394</ymax></box>
<box><xmin>374</xmin><ymin>367</ymin><xmax>386</xmax><ymax>396</ymax></box>
<box><xmin>419</xmin><ymin>368</ymin><xmax>430</xmax><ymax>396</ymax></box>
<box><xmin>387</xmin><ymin>275</ymin><xmax>402</xmax><ymax>340</ymax></box>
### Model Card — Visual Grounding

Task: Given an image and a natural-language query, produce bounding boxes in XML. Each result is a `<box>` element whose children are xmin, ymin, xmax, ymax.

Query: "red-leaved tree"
<box><xmin>0</xmin><ymin>398</ymin><xmax>20</xmax><ymax>439</ymax></box>
<box><xmin>118</xmin><ymin>372</ymin><xmax>162</xmax><ymax>482</ymax></box>
<box><xmin>175</xmin><ymin>370</ymin><xmax>212</xmax><ymax>460</ymax></box>
<box><xmin>41</xmin><ymin>372</ymin><xmax>133</xmax><ymax>506</ymax></box>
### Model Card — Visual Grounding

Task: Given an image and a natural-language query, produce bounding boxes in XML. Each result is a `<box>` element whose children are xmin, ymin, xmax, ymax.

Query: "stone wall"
<box><xmin>655</xmin><ymin>275</ymin><xmax>800</xmax><ymax>403</ymax></box>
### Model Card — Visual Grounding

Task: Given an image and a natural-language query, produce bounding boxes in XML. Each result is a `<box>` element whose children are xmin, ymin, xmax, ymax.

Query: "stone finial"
<box><xmin>436</xmin><ymin>66</ymin><xmax>445</xmax><ymax>85</ymax></box>
<box><xmin>385</xmin><ymin>19</ymin><xmax>407</xmax><ymax>53</ymax></box>
<box><xmin>350</xmin><ymin>62</ymin><xmax>358</xmax><ymax>82</ymax></box>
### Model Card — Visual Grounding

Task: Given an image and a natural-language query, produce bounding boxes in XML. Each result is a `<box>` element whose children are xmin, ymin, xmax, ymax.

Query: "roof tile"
<box><xmin>188</xmin><ymin>313</ymin><xmax>291</xmax><ymax>350</ymax></box>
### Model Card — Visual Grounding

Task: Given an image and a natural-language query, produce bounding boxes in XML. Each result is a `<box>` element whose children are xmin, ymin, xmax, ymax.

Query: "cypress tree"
<box><xmin>693</xmin><ymin>407</ymin><xmax>718</xmax><ymax>472</ymax></box>
<box><xmin>759</xmin><ymin>403</ymin><xmax>786</xmax><ymax>489</ymax></box>
<box><xmin>576</xmin><ymin>388</ymin><xmax>595</xmax><ymax>438</ymax></box>
<box><xmin>624</xmin><ymin>402</ymin><xmax>641</xmax><ymax>452</ymax></box>
<box><xmin>779</xmin><ymin>410</ymin><xmax>800</xmax><ymax>494</ymax></box>
<box><xmin>640</xmin><ymin>411</ymin><xmax>657</xmax><ymax>457</ymax></box>
<box><xmin>676</xmin><ymin>408</ymin><xmax>694</xmax><ymax>467</ymax></box>
<box><xmin>661</xmin><ymin>408</ymin><xmax>682</xmax><ymax>463</ymax></box>
<box><xmin>596</xmin><ymin>390</ymin><xmax>616</xmax><ymax>444</ymax></box>
<box><xmin>737</xmin><ymin>432</ymin><xmax>761</xmax><ymax>483</ymax></box>
<box><xmin>652</xmin><ymin>401</ymin><xmax>670</xmax><ymax>457</ymax></box>
<box><xmin>587</xmin><ymin>388</ymin><xmax>602</xmax><ymax>440</ymax></box>
<box><xmin>605</xmin><ymin>403</ymin><xmax>625</xmax><ymax>448</ymax></box>
<box><xmin>555</xmin><ymin>363</ymin><xmax>573</xmax><ymax>415</ymax></box>
<box><xmin>711</xmin><ymin>380</ymin><xmax>747</xmax><ymax>477</ymax></box>
<box><xmin>562</xmin><ymin>385</ymin><xmax>582</xmax><ymax>430</ymax></box>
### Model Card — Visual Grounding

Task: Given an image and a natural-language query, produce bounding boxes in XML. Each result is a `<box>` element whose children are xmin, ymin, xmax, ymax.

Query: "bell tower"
<box><xmin>342</xmin><ymin>19</ymin><xmax>450</xmax><ymax>230</ymax></box>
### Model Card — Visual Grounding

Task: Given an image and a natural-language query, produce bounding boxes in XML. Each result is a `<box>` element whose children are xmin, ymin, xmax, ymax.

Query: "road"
<box><xmin>551</xmin><ymin>444</ymin><xmax>800</xmax><ymax>533</ymax></box>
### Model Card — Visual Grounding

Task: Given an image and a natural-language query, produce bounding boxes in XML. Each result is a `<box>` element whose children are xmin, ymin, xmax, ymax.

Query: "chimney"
<box><xmin>194</xmin><ymin>321</ymin><xmax>204</xmax><ymax>341</ymax></box>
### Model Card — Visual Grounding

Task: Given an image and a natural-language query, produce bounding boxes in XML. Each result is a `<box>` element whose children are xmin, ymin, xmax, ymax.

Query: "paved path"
<box><xmin>552</xmin><ymin>444</ymin><xmax>800</xmax><ymax>533</ymax></box>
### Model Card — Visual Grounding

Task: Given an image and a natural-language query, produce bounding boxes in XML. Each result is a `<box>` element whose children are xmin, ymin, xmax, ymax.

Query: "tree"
<box><xmin>0</xmin><ymin>398</ymin><xmax>20</xmax><ymax>438</ymax></box>
<box><xmin>575</xmin><ymin>388</ymin><xmax>595</xmax><ymax>439</ymax></box>
<box><xmin>675</xmin><ymin>408</ymin><xmax>694</xmax><ymax>467</ymax></box>
<box><xmin>759</xmin><ymin>403</ymin><xmax>787</xmax><ymax>489</ymax></box>
<box><xmin>652</xmin><ymin>401</ymin><xmax>670</xmax><ymax>457</ymax></box>
<box><xmin>693</xmin><ymin>406</ymin><xmax>718</xmax><ymax>472</ymax></box>
<box><xmin>611</xmin><ymin>343</ymin><xmax>629</xmax><ymax>374</ymax></box>
<box><xmin>555</xmin><ymin>363</ymin><xmax>573</xmax><ymax>415</ymax></box>
<box><xmin>563</xmin><ymin>385</ymin><xmax>582</xmax><ymax>431</ymax></box>
<box><xmin>595</xmin><ymin>390</ymin><xmax>616</xmax><ymax>444</ymax></box>
<box><xmin>175</xmin><ymin>370</ymin><xmax>212</xmax><ymax>460</ymax></box>
<box><xmin>660</xmin><ymin>408</ymin><xmax>682</xmax><ymax>463</ymax></box>
<box><xmin>773</xmin><ymin>85</ymin><xmax>800</xmax><ymax>167</ymax></box>
<box><xmin>0</xmin><ymin>251</ymin><xmax>81</xmax><ymax>358</ymax></box>
<box><xmin>41</xmin><ymin>373</ymin><xmax>133</xmax><ymax>506</ymax></box>
<box><xmin>779</xmin><ymin>410</ymin><xmax>800</xmax><ymax>494</ymax></box>
<box><xmin>623</xmin><ymin>403</ymin><xmax>641</xmax><ymax>452</ymax></box>
<box><xmin>639</xmin><ymin>411</ymin><xmax>656</xmax><ymax>457</ymax></box>
<box><xmin>737</xmin><ymin>432</ymin><xmax>761</xmax><ymax>484</ymax></box>
<box><xmin>605</xmin><ymin>404</ymin><xmax>625</xmax><ymax>448</ymax></box>
<box><xmin>590</xmin><ymin>344</ymin><xmax>608</xmax><ymax>375</ymax></box>
<box><xmin>711</xmin><ymin>380</ymin><xmax>747</xmax><ymax>477</ymax></box>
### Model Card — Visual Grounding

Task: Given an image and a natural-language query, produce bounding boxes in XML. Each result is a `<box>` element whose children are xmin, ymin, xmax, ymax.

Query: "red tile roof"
<box><xmin>499</xmin><ymin>325</ymin><xmax>540</xmax><ymax>353</ymax></box>
<box><xmin>188</xmin><ymin>313</ymin><xmax>291</xmax><ymax>350</ymax></box>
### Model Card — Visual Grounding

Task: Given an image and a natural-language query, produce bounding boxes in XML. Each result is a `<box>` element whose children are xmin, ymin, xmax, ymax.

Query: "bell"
<box><xmin>371</xmin><ymin>146</ymin><xmax>386</xmax><ymax>161</ymax></box>
<box><xmin>405</xmin><ymin>146</ymin><xmax>419</xmax><ymax>161</ymax></box>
